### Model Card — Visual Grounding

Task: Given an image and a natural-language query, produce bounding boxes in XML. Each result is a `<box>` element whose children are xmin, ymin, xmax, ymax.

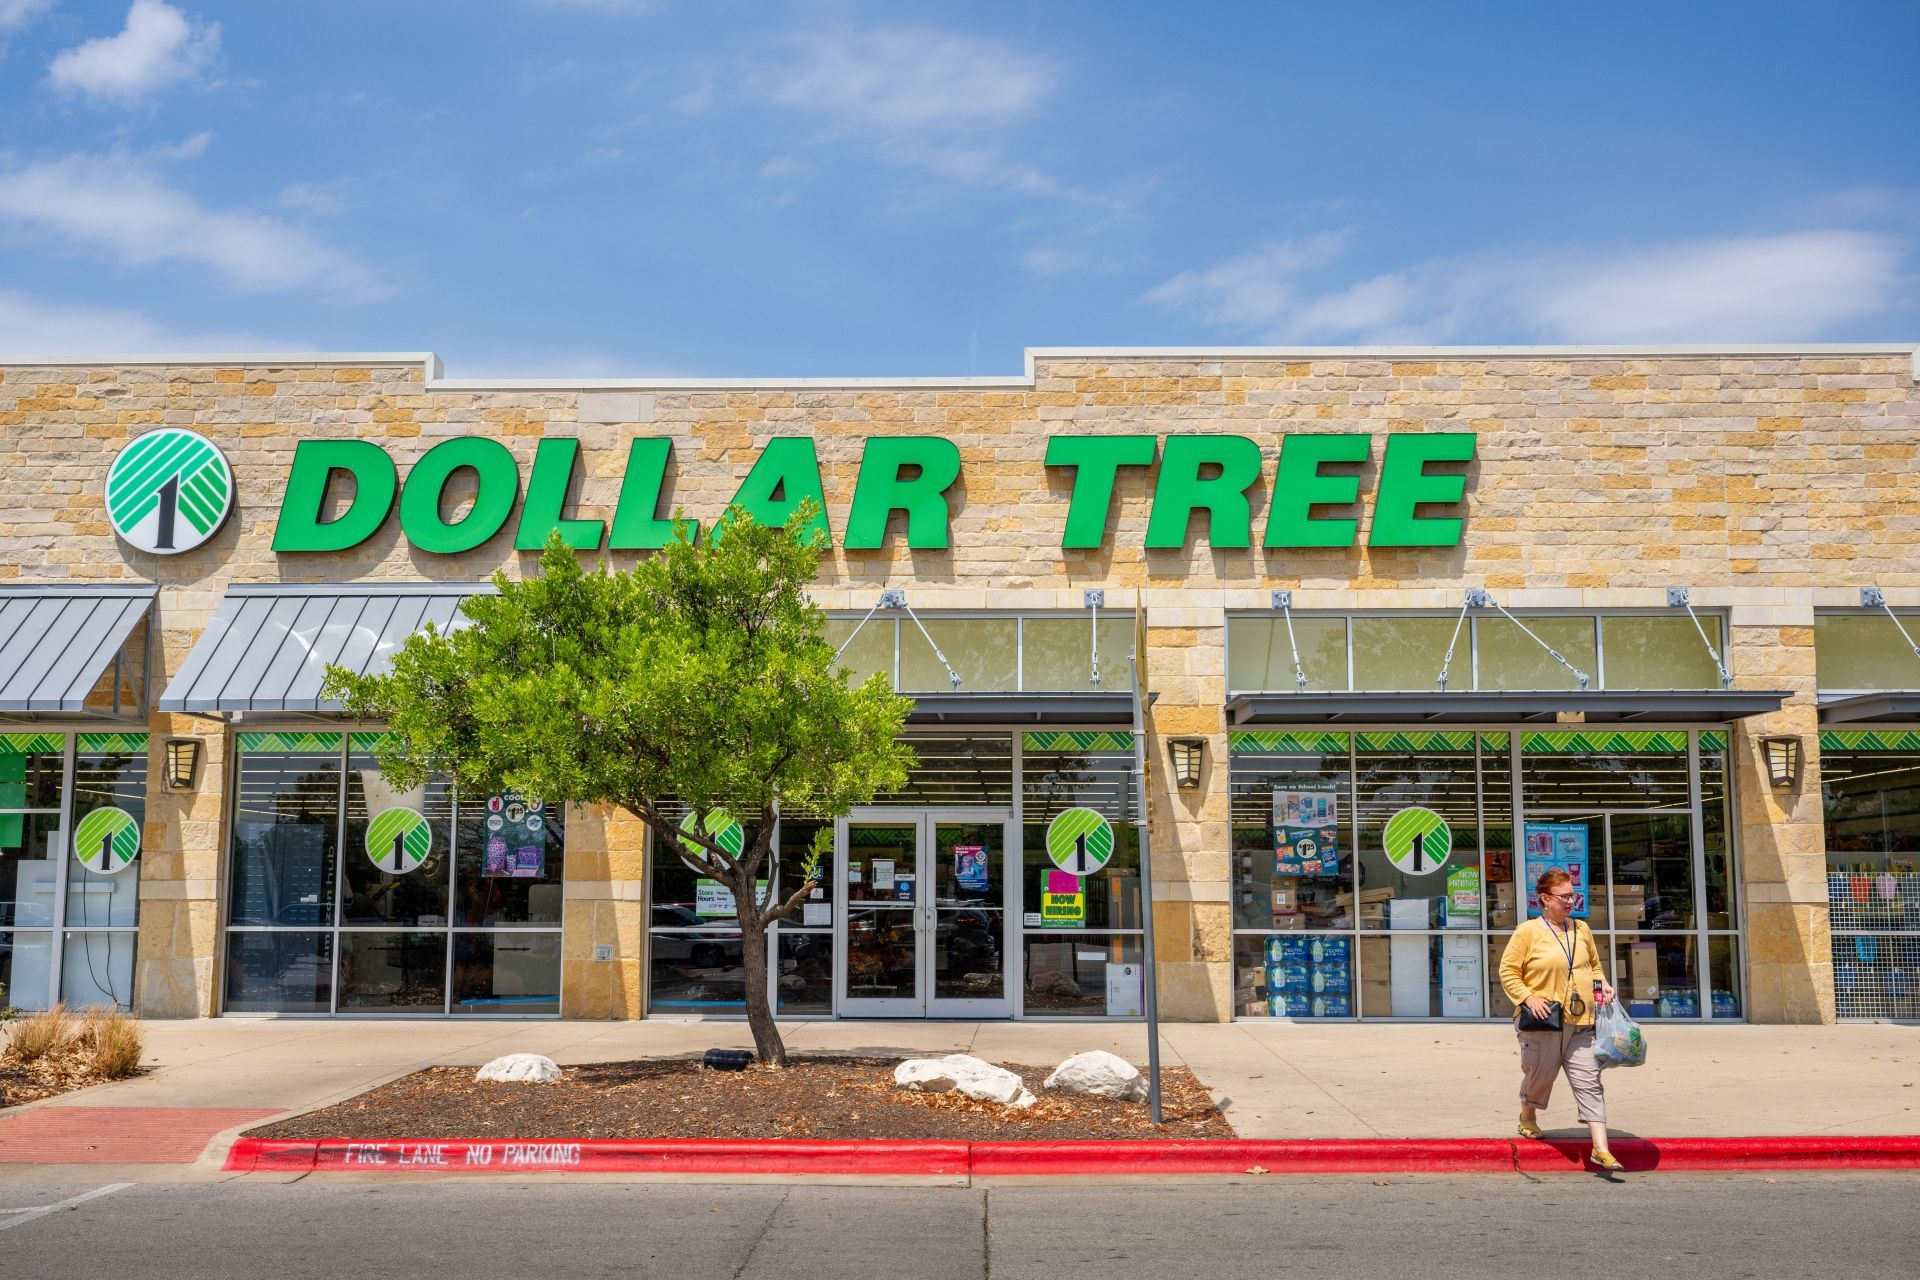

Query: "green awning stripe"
<box><xmin>1229</xmin><ymin>730</ymin><xmax>1350</xmax><ymax>754</ymax></box>
<box><xmin>237</xmin><ymin>731</ymin><xmax>343</xmax><ymax>754</ymax></box>
<box><xmin>1023</xmin><ymin>731</ymin><xmax>1135</xmax><ymax>752</ymax></box>
<box><xmin>1821</xmin><ymin>728</ymin><xmax>1920</xmax><ymax>752</ymax></box>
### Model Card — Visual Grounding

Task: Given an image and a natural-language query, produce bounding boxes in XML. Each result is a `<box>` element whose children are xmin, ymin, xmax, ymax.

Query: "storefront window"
<box><xmin>1475</xmin><ymin>616</ymin><xmax>1595</xmax><ymax>691</ymax></box>
<box><xmin>1231</xmin><ymin>728</ymin><xmax>1735</xmax><ymax>1021</ymax></box>
<box><xmin>646</xmin><ymin>804</ymin><xmax>758</xmax><ymax>1014</ymax></box>
<box><xmin>1021</xmin><ymin>734</ymin><xmax>1141</xmax><ymax>1016</ymax></box>
<box><xmin>1815</xmin><ymin>613</ymin><xmax>1920</xmax><ymax>692</ymax></box>
<box><xmin>0</xmin><ymin>733</ymin><xmax>147</xmax><ymax>1011</ymax></box>
<box><xmin>222</xmin><ymin>733</ymin><xmax>564</xmax><ymax>1016</ymax></box>
<box><xmin>1602</xmin><ymin>615</ymin><xmax>1725</xmax><ymax>691</ymax></box>
<box><xmin>874</xmin><ymin>734</ymin><xmax>1013</xmax><ymax>806</ymax></box>
<box><xmin>826</xmin><ymin>613</ymin><xmax>1136</xmax><ymax>693</ymax></box>
<box><xmin>1022</xmin><ymin>616</ymin><xmax>1135</xmax><ymax>692</ymax></box>
<box><xmin>1226</xmin><ymin>615</ymin><xmax>1347</xmax><ymax>691</ymax></box>
<box><xmin>1227</xmin><ymin>611</ymin><xmax>1730</xmax><ymax>694</ymax></box>
<box><xmin>901</xmin><ymin>618</ymin><xmax>1017</xmax><ymax>692</ymax></box>
<box><xmin>1351</xmin><ymin>616</ymin><xmax>1456</xmax><ymax>690</ymax></box>
<box><xmin>1820</xmin><ymin>729</ymin><xmax>1920</xmax><ymax>1019</ymax></box>
<box><xmin>1520</xmin><ymin>729</ymin><xmax>1732</xmax><ymax>1020</ymax></box>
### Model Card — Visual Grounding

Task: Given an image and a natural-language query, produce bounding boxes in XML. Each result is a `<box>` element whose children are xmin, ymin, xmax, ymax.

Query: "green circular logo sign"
<box><xmin>1382</xmin><ymin>806</ymin><xmax>1452</xmax><ymax>876</ymax></box>
<box><xmin>104</xmin><ymin>428</ymin><xmax>234</xmax><ymax>555</ymax></box>
<box><xmin>1046</xmin><ymin>806</ymin><xmax>1114</xmax><ymax>876</ymax></box>
<box><xmin>73</xmin><ymin>806</ymin><xmax>140</xmax><ymax>875</ymax></box>
<box><xmin>366</xmin><ymin>806</ymin><xmax>433</xmax><ymax>874</ymax></box>
<box><xmin>679</xmin><ymin>808</ymin><xmax>745</xmax><ymax>865</ymax></box>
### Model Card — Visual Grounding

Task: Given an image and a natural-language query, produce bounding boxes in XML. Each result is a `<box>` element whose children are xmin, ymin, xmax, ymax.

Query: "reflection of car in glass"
<box><xmin>941</xmin><ymin>908</ymin><xmax>1000</xmax><ymax>976</ymax></box>
<box><xmin>650</xmin><ymin>905</ymin><xmax>744</xmax><ymax>970</ymax></box>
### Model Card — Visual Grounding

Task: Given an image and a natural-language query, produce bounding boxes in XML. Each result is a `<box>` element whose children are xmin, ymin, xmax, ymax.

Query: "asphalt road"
<box><xmin>0</xmin><ymin>1174</ymin><xmax>1915</xmax><ymax>1279</ymax></box>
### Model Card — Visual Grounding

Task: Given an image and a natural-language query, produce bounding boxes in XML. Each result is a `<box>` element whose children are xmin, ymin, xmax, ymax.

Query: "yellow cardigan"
<box><xmin>1500</xmin><ymin>917</ymin><xmax>1608</xmax><ymax>1027</ymax></box>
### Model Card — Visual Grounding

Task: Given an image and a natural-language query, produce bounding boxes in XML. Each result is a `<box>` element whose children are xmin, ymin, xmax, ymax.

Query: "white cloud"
<box><xmin>0</xmin><ymin>150</ymin><xmax>377</xmax><ymax>296</ymax></box>
<box><xmin>46</xmin><ymin>0</ymin><xmax>220</xmax><ymax>104</ymax></box>
<box><xmin>1142</xmin><ymin>229</ymin><xmax>1909</xmax><ymax>342</ymax></box>
<box><xmin>0</xmin><ymin>290</ymin><xmax>298</xmax><ymax>353</ymax></box>
<box><xmin>0</xmin><ymin>0</ymin><xmax>54</xmax><ymax>33</ymax></box>
<box><xmin>1141</xmin><ymin>233</ymin><xmax>1352</xmax><ymax>328</ymax></box>
<box><xmin>771</xmin><ymin>27</ymin><xmax>1055</xmax><ymax>136</ymax></box>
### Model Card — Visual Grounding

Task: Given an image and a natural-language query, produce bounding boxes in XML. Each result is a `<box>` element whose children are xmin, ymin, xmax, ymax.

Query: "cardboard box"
<box><xmin>1336</xmin><ymin>888</ymin><xmax>1395</xmax><ymax>907</ymax></box>
<box><xmin>1628</xmin><ymin>940</ymin><xmax>1659</xmax><ymax>1000</ymax></box>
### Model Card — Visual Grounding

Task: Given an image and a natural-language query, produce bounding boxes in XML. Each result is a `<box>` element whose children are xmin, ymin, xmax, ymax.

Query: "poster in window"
<box><xmin>1272</xmin><ymin>783</ymin><xmax>1339</xmax><ymax>876</ymax></box>
<box><xmin>953</xmin><ymin>844</ymin><xmax>989</xmax><ymax>891</ymax></box>
<box><xmin>1523</xmin><ymin>822</ymin><xmax>1590</xmax><ymax>919</ymax></box>
<box><xmin>484</xmin><ymin>790</ymin><xmax>548</xmax><ymax>878</ymax></box>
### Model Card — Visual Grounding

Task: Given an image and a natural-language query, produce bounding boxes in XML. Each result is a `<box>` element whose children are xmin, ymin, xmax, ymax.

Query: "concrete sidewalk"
<box><xmin>2</xmin><ymin>1018</ymin><xmax>1915</xmax><ymax>1174</ymax></box>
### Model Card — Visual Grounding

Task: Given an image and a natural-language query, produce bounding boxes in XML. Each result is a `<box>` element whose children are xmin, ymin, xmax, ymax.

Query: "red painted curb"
<box><xmin>225</xmin><ymin>1137</ymin><xmax>970</xmax><ymax>1176</ymax></box>
<box><xmin>225</xmin><ymin>1135</ymin><xmax>1920</xmax><ymax>1176</ymax></box>
<box><xmin>1516</xmin><ymin>1135</ymin><xmax>1920</xmax><ymax>1173</ymax></box>
<box><xmin>970</xmin><ymin>1139</ymin><xmax>1515</xmax><ymax>1176</ymax></box>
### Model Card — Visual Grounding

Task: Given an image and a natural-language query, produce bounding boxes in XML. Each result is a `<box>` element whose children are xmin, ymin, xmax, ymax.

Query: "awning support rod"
<box><xmin>834</xmin><ymin>589</ymin><xmax>963</xmax><ymax>689</ymax></box>
<box><xmin>1272</xmin><ymin>590</ymin><xmax>1308</xmax><ymax>691</ymax></box>
<box><xmin>1435</xmin><ymin>596</ymin><xmax>1473</xmax><ymax>691</ymax></box>
<box><xmin>1456</xmin><ymin>588</ymin><xmax>1592</xmax><ymax>690</ymax></box>
<box><xmin>895</xmin><ymin>592</ymin><xmax>963</xmax><ymax>690</ymax></box>
<box><xmin>1863</xmin><ymin>588</ymin><xmax>1920</xmax><ymax>662</ymax></box>
<box><xmin>1086</xmin><ymin>589</ymin><xmax>1103</xmax><ymax>688</ymax></box>
<box><xmin>1667</xmin><ymin>588</ymin><xmax>1732</xmax><ymax>689</ymax></box>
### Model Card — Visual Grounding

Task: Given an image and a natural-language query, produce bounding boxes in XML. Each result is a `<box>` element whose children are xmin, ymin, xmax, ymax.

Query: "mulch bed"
<box><xmin>0</xmin><ymin>1053</ymin><xmax>144</xmax><ymax>1110</ymax></box>
<box><xmin>245</xmin><ymin>1055</ymin><xmax>1234</xmax><ymax>1141</ymax></box>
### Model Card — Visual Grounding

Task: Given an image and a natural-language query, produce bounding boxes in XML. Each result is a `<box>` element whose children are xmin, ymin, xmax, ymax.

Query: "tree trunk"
<box><xmin>737</xmin><ymin>902</ymin><xmax>787</xmax><ymax>1066</ymax></box>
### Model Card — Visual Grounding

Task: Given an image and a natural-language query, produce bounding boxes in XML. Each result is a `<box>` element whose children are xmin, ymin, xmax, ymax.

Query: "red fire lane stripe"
<box><xmin>224</xmin><ymin>1135</ymin><xmax>1920</xmax><ymax>1176</ymax></box>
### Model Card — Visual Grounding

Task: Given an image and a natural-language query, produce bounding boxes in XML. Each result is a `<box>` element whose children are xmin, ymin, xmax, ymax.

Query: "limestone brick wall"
<box><xmin>1</xmin><ymin>348</ymin><xmax>1915</xmax><ymax>1022</ymax></box>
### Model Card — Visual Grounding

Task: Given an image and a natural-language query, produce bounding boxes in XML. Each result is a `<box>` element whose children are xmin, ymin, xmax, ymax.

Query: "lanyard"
<box><xmin>1544</xmin><ymin>917</ymin><xmax>1578</xmax><ymax>983</ymax></box>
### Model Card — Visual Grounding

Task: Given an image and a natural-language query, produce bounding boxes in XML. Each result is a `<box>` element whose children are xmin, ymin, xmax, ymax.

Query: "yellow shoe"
<box><xmin>1517</xmin><ymin>1118</ymin><xmax>1543</xmax><ymax>1140</ymax></box>
<box><xmin>1588</xmin><ymin>1150</ymin><xmax>1624</xmax><ymax>1172</ymax></box>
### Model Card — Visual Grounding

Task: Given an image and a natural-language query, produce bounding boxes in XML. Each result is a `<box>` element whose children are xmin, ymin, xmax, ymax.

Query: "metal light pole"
<box><xmin>1132</xmin><ymin>602</ymin><xmax>1163</xmax><ymax>1123</ymax></box>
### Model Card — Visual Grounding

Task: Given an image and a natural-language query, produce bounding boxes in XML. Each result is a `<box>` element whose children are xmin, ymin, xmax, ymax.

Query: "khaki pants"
<box><xmin>1517</xmin><ymin>1023</ymin><xmax>1606</xmax><ymax>1124</ymax></box>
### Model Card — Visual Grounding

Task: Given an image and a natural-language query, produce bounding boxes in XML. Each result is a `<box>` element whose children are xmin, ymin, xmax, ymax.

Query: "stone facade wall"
<box><xmin>3</xmin><ymin>349</ymin><xmax>1914</xmax><ymax>1022</ymax></box>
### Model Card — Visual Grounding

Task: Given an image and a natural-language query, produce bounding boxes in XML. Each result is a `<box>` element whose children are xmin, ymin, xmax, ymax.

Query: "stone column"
<box><xmin>134</xmin><ymin>716</ymin><xmax>226</xmax><ymax>1017</ymax></box>
<box><xmin>1729</xmin><ymin>609</ymin><xmax>1835</xmax><ymax>1023</ymax></box>
<box><xmin>560</xmin><ymin>803</ymin><xmax>647</xmax><ymax>1018</ymax></box>
<box><xmin>1144</xmin><ymin>605</ymin><xmax>1233</xmax><ymax>1022</ymax></box>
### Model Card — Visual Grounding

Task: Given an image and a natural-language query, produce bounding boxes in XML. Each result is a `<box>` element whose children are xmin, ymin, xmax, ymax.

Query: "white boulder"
<box><xmin>893</xmin><ymin>1053</ymin><xmax>1036</xmax><ymax>1108</ymax></box>
<box><xmin>475</xmin><ymin>1053</ymin><xmax>563</xmax><ymax>1084</ymax></box>
<box><xmin>1043</xmin><ymin>1050</ymin><xmax>1147</xmax><ymax>1103</ymax></box>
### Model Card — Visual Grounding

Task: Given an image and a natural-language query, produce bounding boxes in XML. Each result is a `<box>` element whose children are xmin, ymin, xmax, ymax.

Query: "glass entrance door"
<box><xmin>836</xmin><ymin>808</ymin><xmax>1011</xmax><ymax>1018</ymax></box>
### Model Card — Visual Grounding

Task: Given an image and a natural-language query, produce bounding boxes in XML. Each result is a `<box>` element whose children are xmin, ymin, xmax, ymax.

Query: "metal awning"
<box><xmin>160</xmin><ymin>583</ymin><xmax>492</xmax><ymax>715</ymax></box>
<box><xmin>907</xmin><ymin>692</ymin><xmax>1143</xmax><ymax>724</ymax></box>
<box><xmin>1817</xmin><ymin>693</ymin><xmax>1920</xmax><ymax>725</ymax></box>
<box><xmin>1225</xmin><ymin>689</ymin><xmax>1790</xmax><ymax>726</ymax></box>
<box><xmin>0</xmin><ymin>585</ymin><xmax>156</xmax><ymax>715</ymax></box>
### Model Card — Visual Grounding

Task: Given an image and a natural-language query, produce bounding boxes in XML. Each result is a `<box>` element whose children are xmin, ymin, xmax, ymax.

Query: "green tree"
<box><xmin>323</xmin><ymin>501</ymin><xmax>913</xmax><ymax>1065</ymax></box>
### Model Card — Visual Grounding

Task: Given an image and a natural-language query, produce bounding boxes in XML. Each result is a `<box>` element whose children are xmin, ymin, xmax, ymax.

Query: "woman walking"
<box><xmin>1499</xmin><ymin>868</ymin><xmax>1622</xmax><ymax>1171</ymax></box>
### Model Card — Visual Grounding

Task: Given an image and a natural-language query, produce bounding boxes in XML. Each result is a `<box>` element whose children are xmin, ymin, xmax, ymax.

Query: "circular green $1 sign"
<box><xmin>1381</xmin><ymin>806</ymin><xmax>1452</xmax><ymax>876</ymax></box>
<box><xmin>73</xmin><ymin>807</ymin><xmax>140</xmax><ymax>875</ymax></box>
<box><xmin>1046</xmin><ymin>807</ymin><xmax>1113</xmax><ymax>876</ymax></box>
<box><xmin>104</xmin><ymin>428</ymin><xmax>234</xmax><ymax>555</ymax></box>
<box><xmin>366</xmin><ymin>806</ymin><xmax>433</xmax><ymax>874</ymax></box>
<box><xmin>679</xmin><ymin>808</ymin><xmax>745</xmax><ymax>868</ymax></box>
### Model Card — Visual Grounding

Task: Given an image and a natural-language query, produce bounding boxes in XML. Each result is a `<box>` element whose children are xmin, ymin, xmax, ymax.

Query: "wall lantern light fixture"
<box><xmin>1167</xmin><ymin>738</ymin><xmax>1206</xmax><ymax>789</ymax></box>
<box><xmin>1761</xmin><ymin>735</ymin><xmax>1801</xmax><ymax>789</ymax></box>
<box><xmin>164</xmin><ymin>738</ymin><xmax>201</xmax><ymax>791</ymax></box>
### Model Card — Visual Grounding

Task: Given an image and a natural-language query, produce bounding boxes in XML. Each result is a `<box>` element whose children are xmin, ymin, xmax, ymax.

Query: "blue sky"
<box><xmin>1</xmin><ymin>0</ymin><xmax>1915</xmax><ymax>376</ymax></box>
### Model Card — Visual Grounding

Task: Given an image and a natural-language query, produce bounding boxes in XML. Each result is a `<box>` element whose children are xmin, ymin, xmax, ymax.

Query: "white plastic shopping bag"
<box><xmin>1592</xmin><ymin>998</ymin><xmax>1648</xmax><ymax>1069</ymax></box>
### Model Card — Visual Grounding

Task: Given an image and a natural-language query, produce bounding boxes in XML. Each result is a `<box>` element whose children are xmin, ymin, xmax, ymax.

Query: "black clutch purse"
<box><xmin>1517</xmin><ymin>1000</ymin><xmax>1563</xmax><ymax>1032</ymax></box>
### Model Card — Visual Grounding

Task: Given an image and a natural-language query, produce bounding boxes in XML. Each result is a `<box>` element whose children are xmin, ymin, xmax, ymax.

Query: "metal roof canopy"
<box><xmin>1225</xmin><ymin>689</ymin><xmax>1789</xmax><ymax>726</ymax></box>
<box><xmin>0</xmin><ymin>584</ymin><xmax>155</xmax><ymax>717</ymax></box>
<box><xmin>1817</xmin><ymin>693</ymin><xmax>1920</xmax><ymax>725</ymax></box>
<box><xmin>907</xmin><ymin>692</ymin><xmax>1146</xmax><ymax>724</ymax></box>
<box><xmin>160</xmin><ymin>583</ymin><xmax>493</xmax><ymax>715</ymax></box>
